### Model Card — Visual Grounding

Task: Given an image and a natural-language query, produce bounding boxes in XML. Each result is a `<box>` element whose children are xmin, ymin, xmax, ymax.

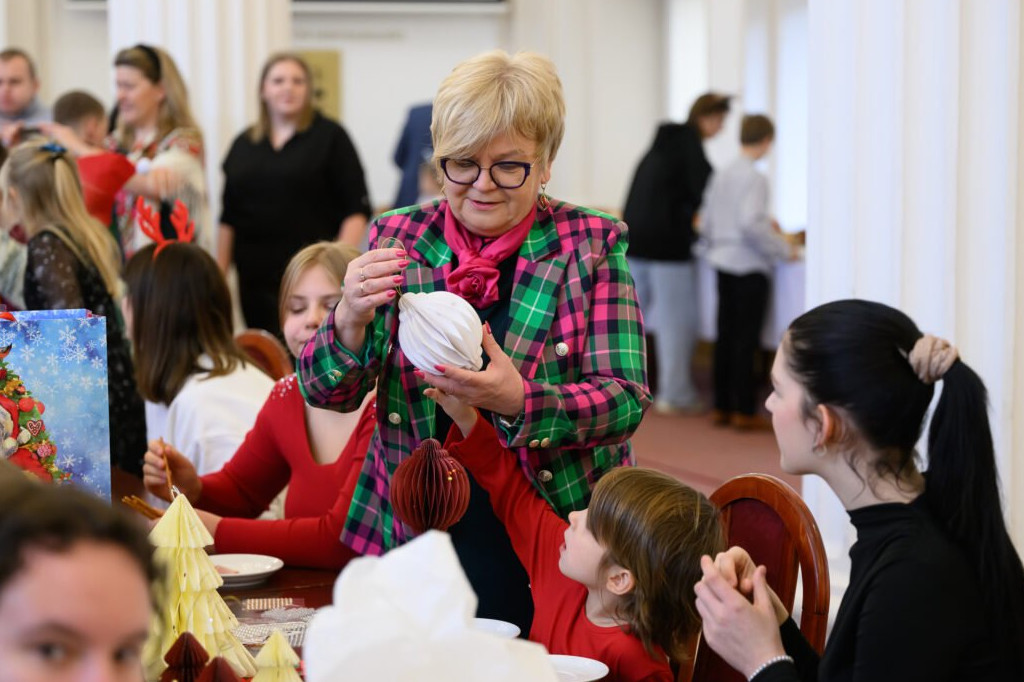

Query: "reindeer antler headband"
<box><xmin>134</xmin><ymin>196</ymin><xmax>195</xmax><ymax>258</ymax></box>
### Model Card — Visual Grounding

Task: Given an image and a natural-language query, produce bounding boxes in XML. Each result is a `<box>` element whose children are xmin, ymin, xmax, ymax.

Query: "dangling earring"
<box><xmin>537</xmin><ymin>184</ymin><xmax>550</xmax><ymax>210</ymax></box>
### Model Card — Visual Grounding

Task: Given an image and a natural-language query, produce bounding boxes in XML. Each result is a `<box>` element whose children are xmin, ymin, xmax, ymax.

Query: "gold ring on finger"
<box><xmin>359</xmin><ymin>268</ymin><xmax>367</xmax><ymax>282</ymax></box>
<box><xmin>360</xmin><ymin>281</ymin><xmax>366</xmax><ymax>294</ymax></box>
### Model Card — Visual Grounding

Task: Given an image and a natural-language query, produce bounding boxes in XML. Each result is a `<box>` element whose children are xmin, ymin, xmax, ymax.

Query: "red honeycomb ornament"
<box><xmin>391</xmin><ymin>438</ymin><xmax>471</xmax><ymax>533</ymax></box>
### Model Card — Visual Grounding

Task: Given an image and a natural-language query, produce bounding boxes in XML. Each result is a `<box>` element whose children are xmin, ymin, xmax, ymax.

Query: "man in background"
<box><xmin>0</xmin><ymin>48</ymin><xmax>50</xmax><ymax>133</ymax></box>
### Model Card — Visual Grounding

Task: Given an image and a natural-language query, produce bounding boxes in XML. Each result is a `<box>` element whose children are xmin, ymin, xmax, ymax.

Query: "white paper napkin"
<box><xmin>303</xmin><ymin>531</ymin><xmax>558</xmax><ymax>682</ymax></box>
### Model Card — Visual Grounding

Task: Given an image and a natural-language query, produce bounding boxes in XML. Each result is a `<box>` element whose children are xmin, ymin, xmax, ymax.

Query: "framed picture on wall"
<box><xmin>297</xmin><ymin>50</ymin><xmax>342</xmax><ymax>121</ymax></box>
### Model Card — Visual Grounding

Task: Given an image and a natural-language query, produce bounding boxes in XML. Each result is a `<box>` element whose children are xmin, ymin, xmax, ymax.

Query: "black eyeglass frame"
<box><xmin>440</xmin><ymin>158</ymin><xmax>534</xmax><ymax>189</ymax></box>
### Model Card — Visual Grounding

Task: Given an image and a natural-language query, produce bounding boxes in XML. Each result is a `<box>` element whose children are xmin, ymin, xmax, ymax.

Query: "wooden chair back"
<box><xmin>235</xmin><ymin>328</ymin><xmax>293</xmax><ymax>381</ymax></box>
<box><xmin>680</xmin><ymin>473</ymin><xmax>830</xmax><ymax>682</ymax></box>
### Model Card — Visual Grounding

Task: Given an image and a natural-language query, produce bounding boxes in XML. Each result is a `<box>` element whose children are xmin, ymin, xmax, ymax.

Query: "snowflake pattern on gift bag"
<box><xmin>0</xmin><ymin>310</ymin><xmax>111</xmax><ymax>496</ymax></box>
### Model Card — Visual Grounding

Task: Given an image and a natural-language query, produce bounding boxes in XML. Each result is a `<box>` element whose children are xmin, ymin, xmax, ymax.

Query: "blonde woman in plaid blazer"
<box><xmin>298</xmin><ymin>50</ymin><xmax>651</xmax><ymax>633</ymax></box>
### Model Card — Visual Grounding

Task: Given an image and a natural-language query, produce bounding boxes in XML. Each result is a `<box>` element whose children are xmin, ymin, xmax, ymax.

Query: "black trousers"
<box><xmin>714</xmin><ymin>271</ymin><xmax>770</xmax><ymax>415</ymax></box>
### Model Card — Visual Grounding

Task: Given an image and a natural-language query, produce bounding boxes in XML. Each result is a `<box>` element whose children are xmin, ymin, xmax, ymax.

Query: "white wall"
<box><xmin>0</xmin><ymin>0</ymin><xmax>111</xmax><ymax>109</ymax></box>
<box><xmin>291</xmin><ymin>4</ymin><xmax>505</xmax><ymax>212</ymax></box>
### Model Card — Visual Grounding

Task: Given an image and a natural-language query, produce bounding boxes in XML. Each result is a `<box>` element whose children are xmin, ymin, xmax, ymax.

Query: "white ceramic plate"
<box><xmin>472</xmin><ymin>617</ymin><xmax>521</xmax><ymax>639</ymax></box>
<box><xmin>548</xmin><ymin>655</ymin><xmax>610</xmax><ymax>682</ymax></box>
<box><xmin>210</xmin><ymin>553</ymin><xmax>284</xmax><ymax>589</ymax></box>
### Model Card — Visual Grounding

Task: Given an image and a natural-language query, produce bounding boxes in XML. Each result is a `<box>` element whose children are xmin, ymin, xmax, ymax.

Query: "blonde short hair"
<box><xmin>432</xmin><ymin>50</ymin><xmax>565</xmax><ymax>168</ymax></box>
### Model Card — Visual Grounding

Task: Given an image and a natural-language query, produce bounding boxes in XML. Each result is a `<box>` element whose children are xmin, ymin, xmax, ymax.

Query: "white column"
<box><xmin>107</xmin><ymin>0</ymin><xmax>291</xmax><ymax>226</ymax></box>
<box><xmin>704</xmin><ymin>0</ymin><xmax>744</xmax><ymax>168</ymax></box>
<box><xmin>665</xmin><ymin>0</ymin><xmax>709</xmax><ymax>120</ymax></box>
<box><xmin>807</xmin><ymin>0</ymin><xmax>1024</xmax><ymax>601</ymax></box>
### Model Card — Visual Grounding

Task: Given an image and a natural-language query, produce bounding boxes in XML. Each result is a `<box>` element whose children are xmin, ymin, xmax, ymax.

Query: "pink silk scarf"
<box><xmin>442</xmin><ymin>202</ymin><xmax>537</xmax><ymax>308</ymax></box>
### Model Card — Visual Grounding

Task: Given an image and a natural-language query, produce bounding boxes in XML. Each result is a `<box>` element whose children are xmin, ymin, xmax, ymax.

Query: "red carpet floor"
<box><xmin>630</xmin><ymin>409</ymin><xmax>802</xmax><ymax>497</ymax></box>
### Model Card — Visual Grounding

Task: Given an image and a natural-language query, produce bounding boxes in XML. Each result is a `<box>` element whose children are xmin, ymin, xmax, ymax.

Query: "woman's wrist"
<box><xmin>333</xmin><ymin>299</ymin><xmax>369</xmax><ymax>353</ymax></box>
<box><xmin>747</xmin><ymin>654</ymin><xmax>794</xmax><ymax>681</ymax></box>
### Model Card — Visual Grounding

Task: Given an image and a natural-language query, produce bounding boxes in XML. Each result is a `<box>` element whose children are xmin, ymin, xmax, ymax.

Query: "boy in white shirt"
<box><xmin>701</xmin><ymin>114</ymin><xmax>799</xmax><ymax>430</ymax></box>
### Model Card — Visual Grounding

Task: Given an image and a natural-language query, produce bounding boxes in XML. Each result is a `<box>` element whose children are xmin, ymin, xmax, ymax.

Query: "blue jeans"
<box><xmin>629</xmin><ymin>257</ymin><xmax>699</xmax><ymax>407</ymax></box>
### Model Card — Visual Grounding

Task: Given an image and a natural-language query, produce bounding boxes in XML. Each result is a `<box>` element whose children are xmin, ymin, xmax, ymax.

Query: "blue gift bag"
<box><xmin>0</xmin><ymin>309</ymin><xmax>111</xmax><ymax>497</ymax></box>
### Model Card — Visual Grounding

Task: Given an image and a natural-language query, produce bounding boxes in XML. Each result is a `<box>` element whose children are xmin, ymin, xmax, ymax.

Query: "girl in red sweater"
<box><xmin>143</xmin><ymin>241</ymin><xmax>375</xmax><ymax>569</ymax></box>
<box><xmin>426</xmin><ymin>377</ymin><xmax>723</xmax><ymax>682</ymax></box>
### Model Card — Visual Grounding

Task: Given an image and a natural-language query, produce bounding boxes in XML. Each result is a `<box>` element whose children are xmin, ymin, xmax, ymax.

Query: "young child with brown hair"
<box><xmin>45</xmin><ymin>90</ymin><xmax>136</xmax><ymax>230</ymax></box>
<box><xmin>426</xmin><ymin>359</ymin><xmax>723</xmax><ymax>682</ymax></box>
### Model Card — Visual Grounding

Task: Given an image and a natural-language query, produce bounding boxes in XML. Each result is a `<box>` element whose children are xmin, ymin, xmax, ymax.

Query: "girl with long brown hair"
<box><xmin>124</xmin><ymin>242</ymin><xmax>272</xmax><ymax>477</ymax></box>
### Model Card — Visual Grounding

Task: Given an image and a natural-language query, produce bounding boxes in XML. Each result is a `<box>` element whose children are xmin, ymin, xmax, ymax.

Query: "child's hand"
<box><xmin>142</xmin><ymin>440</ymin><xmax>200</xmax><ymax>503</ymax></box>
<box><xmin>711</xmin><ymin>548</ymin><xmax>789</xmax><ymax>625</ymax></box>
<box><xmin>694</xmin><ymin>557</ymin><xmax>787</xmax><ymax>678</ymax></box>
<box><xmin>424</xmin><ymin>387</ymin><xmax>478</xmax><ymax>437</ymax></box>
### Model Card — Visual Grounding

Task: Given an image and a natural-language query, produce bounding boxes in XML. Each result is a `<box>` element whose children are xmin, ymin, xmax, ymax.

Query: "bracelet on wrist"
<box><xmin>748</xmin><ymin>655</ymin><xmax>794</xmax><ymax>681</ymax></box>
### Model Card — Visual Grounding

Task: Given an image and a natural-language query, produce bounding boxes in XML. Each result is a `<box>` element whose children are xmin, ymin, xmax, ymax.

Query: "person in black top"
<box><xmin>3</xmin><ymin>138</ymin><xmax>147</xmax><ymax>475</ymax></box>
<box><xmin>622</xmin><ymin>93</ymin><xmax>729</xmax><ymax>416</ymax></box>
<box><xmin>219</xmin><ymin>53</ymin><xmax>371</xmax><ymax>335</ymax></box>
<box><xmin>694</xmin><ymin>299</ymin><xmax>1024</xmax><ymax>681</ymax></box>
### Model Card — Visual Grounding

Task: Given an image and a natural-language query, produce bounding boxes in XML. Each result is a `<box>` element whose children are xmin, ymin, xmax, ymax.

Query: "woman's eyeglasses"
<box><xmin>440</xmin><ymin>158</ymin><xmax>533</xmax><ymax>189</ymax></box>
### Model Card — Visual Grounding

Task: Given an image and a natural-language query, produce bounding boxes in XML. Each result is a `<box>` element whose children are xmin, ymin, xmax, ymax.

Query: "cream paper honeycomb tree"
<box><xmin>144</xmin><ymin>494</ymin><xmax>257</xmax><ymax>679</ymax></box>
<box><xmin>253</xmin><ymin>629</ymin><xmax>303</xmax><ymax>682</ymax></box>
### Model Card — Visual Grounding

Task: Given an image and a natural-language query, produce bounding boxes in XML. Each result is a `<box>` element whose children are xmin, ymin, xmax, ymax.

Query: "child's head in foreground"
<box><xmin>568</xmin><ymin>466</ymin><xmax>723</xmax><ymax>660</ymax></box>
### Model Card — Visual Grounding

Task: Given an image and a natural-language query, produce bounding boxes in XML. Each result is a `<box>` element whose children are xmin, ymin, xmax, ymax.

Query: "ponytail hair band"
<box><xmin>907</xmin><ymin>333</ymin><xmax>958</xmax><ymax>384</ymax></box>
<box><xmin>40</xmin><ymin>142</ymin><xmax>67</xmax><ymax>162</ymax></box>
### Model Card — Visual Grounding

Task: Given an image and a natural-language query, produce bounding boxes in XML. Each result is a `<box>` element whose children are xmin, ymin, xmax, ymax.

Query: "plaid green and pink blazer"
<box><xmin>297</xmin><ymin>199</ymin><xmax>651</xmax><ymax>555</ymax></box>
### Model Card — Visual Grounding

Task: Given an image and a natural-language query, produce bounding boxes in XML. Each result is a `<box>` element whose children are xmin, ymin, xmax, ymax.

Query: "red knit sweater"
<box><xmin>445</xmin><ymin>417</ymin><xmax>672</xmax><ymax>682</ymax></box>
<box><xmin>199</xmin><ymin>375</ymin><xmax>374</xmax><ymax>569</ymax></box>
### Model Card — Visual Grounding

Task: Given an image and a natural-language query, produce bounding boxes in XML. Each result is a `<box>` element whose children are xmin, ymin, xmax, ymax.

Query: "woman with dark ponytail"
<box><xmin>694</xmin><ymin>299</ymin><xmax>1024</xmax><ymax>681</ymax></box>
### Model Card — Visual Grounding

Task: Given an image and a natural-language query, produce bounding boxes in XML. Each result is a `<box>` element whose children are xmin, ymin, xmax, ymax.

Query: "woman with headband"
<box><xmin>107</xmin><ymin>44</ymin><xmax>211</xmax><ymax>258</ymax></box>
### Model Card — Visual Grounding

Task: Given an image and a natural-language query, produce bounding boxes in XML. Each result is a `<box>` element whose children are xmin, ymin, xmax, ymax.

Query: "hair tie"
<box><xmin>907</xmin><ymin>334</ymin><xmax>958</xmax><ymax>384</ymax></box>
<box><xmin>40</xmin><ymin>142</ymin><xmax>67</xmax><ymax>162</ymax></box>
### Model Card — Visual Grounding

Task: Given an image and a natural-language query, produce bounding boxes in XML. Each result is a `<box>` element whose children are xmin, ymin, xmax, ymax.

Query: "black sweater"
<box><xmin>757</xmin><ymin>495</ymin><xmax>1013</xmax><ymax>682</ymax></box>
<box><xmin>622</xmin><ymin>122</ymin><xmax>711</xmax><ymax>261</ymax></box>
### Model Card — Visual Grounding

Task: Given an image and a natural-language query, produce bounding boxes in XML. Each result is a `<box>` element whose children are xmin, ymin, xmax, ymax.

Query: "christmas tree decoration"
<box><xmin>253</xmin><ymin>629</ymin><xmax>302</xmax><ymax>682</ymax></box>
<box><xmin>391</xmin><ymin>438</ymin><xmax>471</xmax><ymax>534</ymax></box>
<box><xmin>0</xmin><ymin>334</ymin><xmax>69</xmax><ymax>483</ymax></box>
<box><xmin>0</xmin><ymin>310</ymin><xmax>112</xmax><ymax>494</ymax></box>
<box><xmin>196</xmin><ymin>657</ymin><xmax>243</xmax><ymax>682</ymax></box>
<box><xmin>397</xmin><ymin>291</ymin><xmax>483</xmax><ymax>374</ymax></box>
<box><xmin>160</xmin><ymin>631</ymin><xmax>209</xmax><ymax>682</ymax></box>
<box><xmin>144</xmin><ymin>494</ymin><xmax>257</xmax><ymax>680</ymax></box>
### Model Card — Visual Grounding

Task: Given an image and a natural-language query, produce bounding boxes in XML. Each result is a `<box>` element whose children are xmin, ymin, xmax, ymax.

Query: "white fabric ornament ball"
<box><xmin>397</xmin><ymin>291</ymin><xmax>483</xmax><ymax>374</ymax></box>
